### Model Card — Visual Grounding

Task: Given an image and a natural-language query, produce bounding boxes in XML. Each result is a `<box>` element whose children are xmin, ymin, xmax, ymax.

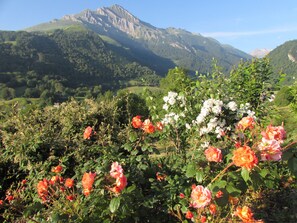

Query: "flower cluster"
<box><xmin>191</xmin><ymin>99</ymin><xmax>256</xmax><ymax>140</ymax></box>
<box><xmin>37</xmin><ymin>173</ymin><xmax>75</xmax><ymax>202</ymax></box>
<box><xmin>162</xmin><ymin>91</ymin><xmax>186</xmax><ymax>111</ymax></box>
<box><xmin>110</xmin><ymin>162</ymin><xmax>127</xmax><ymax>194</ymax></box>
<box><xmin>132</xmin><ymin>116</ymin><xmax>163</xmax><ymax>133</ymax></box>
<box><xmin>258</xmin><ymin>124</ymin><xmax>286</xmax><ymax>161</ymax></box>
<box><xmin>36</xmin><ymin>162</ymin><xmax>128</xmax><ymax>202</ymax></box>
<box><xmin>231</xmin><ymin>117</ymin><xmax>287</xmax><ymax>171</ymax></box>
<box><xmin>192</xmin><ymin>99</ymin><xmax>226</xmax><ymax>138</ymax></box>
<box><xmin>162</xmin><ymin>112</ymin><xmax>185</xmax><ymax>125</ymax></box>
<box><xmin>161</xmin><ymin>91</ymin><xmax>188</xmax><ymax>127</ymax></box>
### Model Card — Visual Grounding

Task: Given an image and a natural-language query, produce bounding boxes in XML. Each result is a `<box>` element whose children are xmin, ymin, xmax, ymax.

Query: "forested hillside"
<box><xmin>268</xmin><ymin>40</ymin><xmax>297</xmax><ymax>85</ymax></box>
<box><xmin>0</xmin><ymin>30</ymin><xmax>160</xmax><ymax>102</ymax></box>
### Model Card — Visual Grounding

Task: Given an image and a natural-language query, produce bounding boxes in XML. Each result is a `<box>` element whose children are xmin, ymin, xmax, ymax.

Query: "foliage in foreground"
<box><xmin>0</xmin><ymin>59</ymin><xmax>296</xmax><ymax>222</ymax></box>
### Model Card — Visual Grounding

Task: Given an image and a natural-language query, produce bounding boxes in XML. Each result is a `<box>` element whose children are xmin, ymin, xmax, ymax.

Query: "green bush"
<box><xmin>274</xmin><ymin>86</ymin><xmax>294</xmax><ymax>106</ymax></box>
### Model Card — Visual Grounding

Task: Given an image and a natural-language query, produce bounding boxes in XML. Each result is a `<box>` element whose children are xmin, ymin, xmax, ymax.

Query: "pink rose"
<box><xmin>204</xmin><ymin>146</ymin><xmax>222</xmax><ymax>162</ymax></box>
<box><xmin>191</xmin><ymin>185</ymin><xmax>212</xmax><ymax>208</ymax></box>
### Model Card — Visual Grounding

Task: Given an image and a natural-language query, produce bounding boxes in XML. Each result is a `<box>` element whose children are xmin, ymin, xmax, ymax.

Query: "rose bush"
<box><xmin>0</xmin><ymin>59</ymin><xmax>296</xmax><ymax>222</ymax></box>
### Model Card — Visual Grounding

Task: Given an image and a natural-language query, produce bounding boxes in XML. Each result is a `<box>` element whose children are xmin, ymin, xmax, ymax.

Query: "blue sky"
<box><xmin>1</xmin><ymin>0</ymin><xmax>297</xmax><ymax>53</ymax></box>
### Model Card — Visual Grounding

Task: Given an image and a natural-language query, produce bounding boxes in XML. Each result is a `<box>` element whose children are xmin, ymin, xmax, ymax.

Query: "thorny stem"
<box><xmin>173</xmin><ymin>127</ymin><xmax>181</xmax><ymax>153</ymax></box>
<box><xmin>207</xmin><ymin>162</ymin><xmax>234</xmax><ymax>187</ymax></box>
<box><xmin>282</xmin><ymin>140</ymin><xmax>297</xmax><ymax>152</ymax></box>
<box><xmin>170</xmin><ymin>206</ymin><xmax>183</xmax><ymax>222</ymax></box>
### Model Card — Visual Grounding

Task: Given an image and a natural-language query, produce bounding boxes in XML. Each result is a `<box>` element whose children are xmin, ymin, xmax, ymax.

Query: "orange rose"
<box><xmin>185</xmin><ymin>210</ymin><xmax>193</xmax><ymax>219</ymax></box>
<box><xmin>234</xmin><ymin>206</ymin><xmax>255</xmax><ymax>222</ymax></box>
<box><xmin>200</xmin><ymin>215</ymin><xmax>207</xmax><ymax>223</ymax></box>
<box><xmin>112</xmin><ymin>174</ymin><xmax>127</xmax><ymax>194</ymax></box>
<box><xmin>142</xmin><ymin>119</ymin><xmax>155</xmax><ymax>134</ymax></box>
<box><xmin>232</xmin><ymin>145</ymin><xmax>258</xmax><ymax>171</ymax></box>
<box><xmin>65</xmin><ymin>178</ymin><xmax>75</xmax><ymax>188</ymax></box>
<box><xmin>37</xmin><ymin>179</ymin><xmax>49</xmax><ymax>201</ymax></box>
<box><xmin>228</xmin><ymin>195</ymin><xmax>239</xmax><ymax>205</ymax></box>
<box><xmin>191</xmin><ymin>185</ymin><xmax>212</xmax><ymax>208</ymax></box>
<box><xmin>237</xmin><ymin>116</ymin><xmax>255</xmax><ymax>131</ymax></box>
<box><xmin>82</xmin><ymin>172</ymin><xmax>96</xmax><ymax>196</ymax></box>
<box><xmin>215</xmin><ymin>190</ymin><xmax>223</xmax><ymax>198</ymax></box>
<box><xmin>132</xmin><ymin>116</ymin><xmax>143</xmax><ymax>128</ymax></box>
<box><xmin>204</xmin><ymin>146</ymin><xmax>222</xmax><ymax>162</ymax></box>
<box><xmin>209</xmin><ymin>203</ymin><xmax>217</xmax><ymax>215</ymax></box>
<box><xmin>66</xmin><ymin>195</ymin><xmax>75</xmax><ymax>201</ymax></box>
<box><xmin>156</xmin><ymin>172</ymin><xmax>166</xmax><ymax>181</ymax></box>
<box><xmin>51</xmin><ymin>165</ymin><xmax>63</xmax><ymax>173</ymax></box>
<box><xmin>83</xmin><ymin>126</ymin><xmax>94</xmax><ymax>139</ymax></box>
<box><xmin>49</xmin><ymin>175</ymin><xmax>60</xmax><ymax>185</ymax></box>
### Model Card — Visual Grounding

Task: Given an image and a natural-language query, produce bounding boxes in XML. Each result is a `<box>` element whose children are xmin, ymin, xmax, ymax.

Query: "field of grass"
<box><xmin>123</xmin><ymin>85</ymin><xmax>163</xmax><ymax>94</ymax></box>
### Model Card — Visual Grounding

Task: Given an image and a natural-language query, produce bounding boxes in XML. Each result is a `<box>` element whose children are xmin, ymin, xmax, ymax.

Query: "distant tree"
<box><xmin>0</xmin><ymin>87</ymin><xmax>15</xmax><ymax>100</ymax></box>
<box><xmin>24</xmin><ymin>88</ymin><xmax>40</xmax><ymax>98</ymax></box>
<box><xmin>160</xmin><ymin>67</ymin><xmax>191</xmax><ymax>92</ymax></box>
<box><xmin>228</xmin><ymin>58</ymin><xmax>273</xmax><ymax>110</ymax></box>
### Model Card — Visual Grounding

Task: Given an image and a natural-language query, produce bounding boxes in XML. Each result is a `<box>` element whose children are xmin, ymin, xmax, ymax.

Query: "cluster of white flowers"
<box><xmin>237</xmin><ymin>103</ymin><xmax>256</xmax><ymax>119</ymax></box>
<box><xmin>162</xmin><ymin>91</ymin><xmax>186</xmax><ymax>111</ymax></box>
<box><xmin>226</xmin><ymin>101</ymin><xmax>237</xmax><ymax>111</ymax></box>
<box><xmin>191</xmin><ymin>99</ymin><xmax>257</xmax><ymax>139</ymax></box>
<box><xmin>189</xmin><ymin>99</ymin><xmax>227</xmax><ymax>138</ymax></box>
<box><xmin>162</xmin><ymin>112</ymin><xmax>185</xmax><ymax>125</ymax></box>
<box><xmin>193</xmin><ymin>99</ymin><xmax>224</xmax><ymax>125</ymax></box>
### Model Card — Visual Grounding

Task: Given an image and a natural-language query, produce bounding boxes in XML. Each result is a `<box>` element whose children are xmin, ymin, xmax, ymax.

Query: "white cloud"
<box><xmin>202</xmin><ymin>27</ymin><xmax>297</xmax><ymax>38</ymax></box>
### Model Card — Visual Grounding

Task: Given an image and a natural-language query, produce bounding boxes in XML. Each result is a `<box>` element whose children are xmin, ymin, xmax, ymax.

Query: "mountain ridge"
<box><xmin>26</xmin><ymin>4</ymin><xmax>251</xmax><ymax>74</ymax></box>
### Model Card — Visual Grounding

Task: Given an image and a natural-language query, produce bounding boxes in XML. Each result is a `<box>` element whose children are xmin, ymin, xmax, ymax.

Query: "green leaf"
<box><xmin>109</xmin><ymin>197</ymin><xmax>121</xmax><ymax>213</ymax></box>
<box><xmin>259</xmin><ymin>168</ymin><xmax>269</xmax><ymax>178</ymax></box>
<box><xmin>51</xmin><ymin>213</ymin><xmax>69</xmax><ymax>223</ymax></box>
<box><xmin>131</xmin><ymin>150</ymin><xmax>138</xmax><ymax>156</ymax></box>
<box><xmin>126</xmin><ymin>184</ymin><xmax>136</xmax><ymax>193</ymax></box>
<box><xmin>241</xmin><ymin>168</ymin><xmax>251</xmax><ymax>183</ymax></box>
<box><xmin>23</xmin><ymin>202</ymin><xmax>44</xmax><ymax>217</ymax></box>
<box><xmin>136</xmin><ymin>155</ymin><xmax>142</xmax><ymax>162</ymax></box>
<box><xmin>195</xmin><ymin>170</ymin><xmax>204</xmax><ymax>183</ymax></box>
<box><xmin>123</xmin><ymin>143</ymin><xmax>132</xmax><ymax>152</ymax></box>
<box><xmin>181</xmin><ymin>206</ymin><xmax>188</xmax><ymax>213</ymax></box>
<box><xmin>288</xmin><ymin>157</ymin><xmax>297</xmax><ymax>178</ymax></box>
<box><xmin>186</xmin><ymin>163</ymin><xmax>196</xmax><ymax>178</ymax></box>
<box><xmin>226</xmin><ymin>184</ymin><xmax>241</xmax><ymax>196</ymax></box>
<box><xmin>129</xmin><ymin>132</ymin><xmax>138</xmax><ymax>142</ymax></box>
<box><xmin>282</xmin><ymin>150</ymin><xmax>294</xmax><ymax>161</ymax></box>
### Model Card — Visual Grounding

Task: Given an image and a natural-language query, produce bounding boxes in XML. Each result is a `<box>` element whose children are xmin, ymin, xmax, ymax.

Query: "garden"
<box><xmin>0</xmin><ymin>59</ymin><xmax>296</xmax><ymax>222</ymax></box>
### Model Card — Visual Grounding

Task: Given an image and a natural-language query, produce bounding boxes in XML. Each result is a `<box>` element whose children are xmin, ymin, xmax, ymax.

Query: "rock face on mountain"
<box><xmin>267</xmin><ymin>40</ymin><xmax>297</xmax><ymax>85</ymax></box>
<box><xmin>250</xmin><ymin>48</ymin><xmax>271</xmax><ymax>58</ymax></box>
<box><xmin>27</xmin><ymin>4</ymin><xmax>251</xmax><ymax>74</ymax></box>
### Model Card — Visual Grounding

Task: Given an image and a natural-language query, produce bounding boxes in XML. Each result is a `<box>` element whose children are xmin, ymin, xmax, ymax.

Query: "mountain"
<box><xmin>26</xmin><ymin>4</ymin><xmax>251</xmax><ymax>74</ymax></box>
<box><xmin>0</xmin><ymin>5</ymin><xmax>253</xmax><ymax>102</ymax></box>
<box><xmin>250</xmin><ymin>48</ymin><xmax>271</xmax><ymax>58</ymax></box>
<box><xmin>267</xmin><ymin>40</ymin><xmax>297</xmax><ymax>85</ymax></box>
